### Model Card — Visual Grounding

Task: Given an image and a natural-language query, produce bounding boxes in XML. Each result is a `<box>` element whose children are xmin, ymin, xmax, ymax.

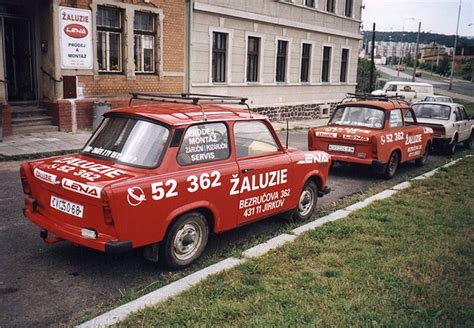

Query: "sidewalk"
<box><xmin>0</xmin><ymin>118</ymin><xmax>329</xmax><ymax>161</ymax></box>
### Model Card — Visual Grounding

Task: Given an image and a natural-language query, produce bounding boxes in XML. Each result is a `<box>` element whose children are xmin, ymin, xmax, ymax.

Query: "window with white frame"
<box><xmin>276</xmin><ymin>40</ymin><xmax>288</xmax><ymax>82</ymax></box>
<box><xmin>212</xmin><ymin>32</ymin><xmax>227</xmax><ymax>83</ymax></box>
<box><xmin>134</xmin><ymin>12</ymin><xmax>156</xmax><ymax>73</ymax></box>
<box><xmin>322</xmin><ymin>46</ymin><xmax>332</xmax><ymax>82</ymax></box>
<box><xmin>340</xmin><ymin>48</ymin><xmax>349</xmax><ymax>82</ymax></box>
<box><xmin>345</xmin><ymin>0</ymin><xmax>353</xmax><ymax>17</ymax></box>
<box><xmin>305</xmin><ymin>0</ymin><xmax>315</xmax><ymax>8</ymax></box>
<box><xmin>246</xmin><ymin>36</ymin><xmax>260</xmax><ymax>82</ymax></box>
<box><xmin>300</xmin><ymin>43</ymin><xmax>312</xmax><ymax>82</ymax></box>
<box><xmin>97</xmin><ymin>6</ymin><xmax>122</xmax><ymax>73</ymax></box>
<box><xmin>326</xmin><ymin>0</ymin><xmax>336</xmax><ymax>13</ymax></box>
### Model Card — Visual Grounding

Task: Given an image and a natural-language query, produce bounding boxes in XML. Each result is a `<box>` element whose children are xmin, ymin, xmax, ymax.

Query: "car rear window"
<box><xmin>413</xmin><ymin>104</ymin><xmax>451</xmax><ymax>120</ymax></box>
<box><xmin>82</xmin><ymin>116</ymin><xmax>170</xmax><ymax>168</ymax></box>
<box><xmin>329</xmin><ymin>106</ymin><xmax>385</xmax><ymax>129</ymax></box>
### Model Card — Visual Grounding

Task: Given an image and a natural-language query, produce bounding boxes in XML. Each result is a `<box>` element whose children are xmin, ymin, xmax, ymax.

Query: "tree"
<box><xmin>461</xmin><ymin>58</ymin><xmax>473</xmax><ymax>81</ymax></box>
<box><xmin>436</xmin><ymin>57</ymin><xmax>451</xmax><ymax>77</ymax></box>
<box><xmin>357</xmin><ymin>58</ymin><xmax>380</xmax><ymax>93</ymax></box>
<box><xmin>405</xmin><ymin>53</ymin><xmax>413</xmax><ymax>67</ymax></box>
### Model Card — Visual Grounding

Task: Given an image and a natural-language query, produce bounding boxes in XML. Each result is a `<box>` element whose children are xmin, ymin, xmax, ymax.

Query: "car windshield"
<box><xmin>425</xmin><ymin>96</ymin><xmax>452</xmax><ymax>103</ymax></box>
<box><xmin>82</xmin><ymin>116</ymin><xmax>170</xmax><ymax>167</ymax></box>
<box><xmin>413</xmin><ymin>104</ymin><xmax>451</xmax><ymax>120</ymax></box>
<box><xmin>329</xmin><ymin>106</ymin><xmax>385</xmax><ymax>129</ymax></box>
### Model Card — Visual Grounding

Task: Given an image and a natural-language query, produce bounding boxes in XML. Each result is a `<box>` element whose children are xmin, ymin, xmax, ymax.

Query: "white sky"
<box><xmin>362</xmin><ymin>0</ymin><xmax>474</xmax><ymax>36</ymax></box>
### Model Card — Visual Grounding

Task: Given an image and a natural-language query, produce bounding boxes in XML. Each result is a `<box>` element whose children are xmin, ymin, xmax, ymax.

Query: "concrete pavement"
<box><xmin>0</xmin><ymin>119</ymin><xmax>329</xmax><ymax>161</ymax></box>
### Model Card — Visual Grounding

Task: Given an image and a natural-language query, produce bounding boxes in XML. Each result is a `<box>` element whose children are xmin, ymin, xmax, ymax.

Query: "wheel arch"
<box><xmin>163</xmin><ymin>202</ymin><xmax>218</xmax><ymax>239</ymax></box>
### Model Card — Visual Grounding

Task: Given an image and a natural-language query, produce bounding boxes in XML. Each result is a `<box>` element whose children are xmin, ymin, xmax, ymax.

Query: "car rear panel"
<box><xmin>23</xmin><ymin>154</ymin><xmax>141</xmax><ymax>249</ymax></box>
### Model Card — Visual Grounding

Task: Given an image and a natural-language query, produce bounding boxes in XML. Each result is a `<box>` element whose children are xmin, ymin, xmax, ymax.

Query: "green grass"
<box><xmin>118</xmin><ymin>156</ymin><xmax>474</xmax><ymax>327</ymax></box>
<box><xmin>456</xmin><ymin>99</ymin><xmax>474</xmax><ymax>117</ymax></box>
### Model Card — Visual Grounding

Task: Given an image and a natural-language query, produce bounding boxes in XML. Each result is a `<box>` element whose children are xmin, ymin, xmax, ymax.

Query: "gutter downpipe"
<box><xmin>186</xmin><ymin>0</ymin><xmax>193</xmax><ymax>93</ymax></box>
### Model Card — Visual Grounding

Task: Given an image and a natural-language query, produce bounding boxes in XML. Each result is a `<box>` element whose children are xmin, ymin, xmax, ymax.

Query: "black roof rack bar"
<box><xmin>130</xmin><ymin>92</ymin><xmax>248</xmax><ymax>105</ymax></box>
<box><xmin>342</xmin><ymin>93</ymin><xmax>409</xmax><ymax>106</ymax></box>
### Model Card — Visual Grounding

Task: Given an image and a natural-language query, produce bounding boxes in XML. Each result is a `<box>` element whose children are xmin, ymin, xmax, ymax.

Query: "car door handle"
<box><xmin>241</xmin><ymin>168</ymin><xmax>254</xmax><ymax>173</ymax></box>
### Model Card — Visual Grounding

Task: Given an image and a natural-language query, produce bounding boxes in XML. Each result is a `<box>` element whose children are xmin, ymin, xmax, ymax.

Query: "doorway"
<box><xmin>2</xmin><ymin>16</ymin><xmax>36</xmax><ymax>102</ymax></box>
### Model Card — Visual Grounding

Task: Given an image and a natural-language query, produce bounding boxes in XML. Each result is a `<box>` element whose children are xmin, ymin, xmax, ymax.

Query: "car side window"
<box><xmin>234</xmin><ymin>121</ymin><xmax>279</xmax><ymax>158</ymax></box>
<box><xmin>404</xmin><ymin>109</ymin><xmax>415</xmax><ymax>126</ymax></box>
<box><xmin>455</xmin><ymin>108</ymin><xmax>463</xmax><ymax>121</ymax></box>
<box><xmin>461</xmin><ymin>108</ymin><xmax>469</xmax><ymax>120</ymax></box>
<box><xmin>386</xmin><ymin>84</ymin><xmax>397</xmax><ymax>92</ymax></box>
<box><xmin>177</xmin><ymin>122</ymin><xmax>230</xmax><ymax>165</ymax></box>
<box><xmin>389</xmin><ymin>109</ymin><xmax>403</xmax><ymax>128</ymax></box>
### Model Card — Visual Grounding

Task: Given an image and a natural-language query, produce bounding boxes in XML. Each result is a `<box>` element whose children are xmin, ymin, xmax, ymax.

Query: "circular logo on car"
<box><xmin>127</xmin><ymin>187</ymin><xmax>146</xmax><ymax>207</ymax></box>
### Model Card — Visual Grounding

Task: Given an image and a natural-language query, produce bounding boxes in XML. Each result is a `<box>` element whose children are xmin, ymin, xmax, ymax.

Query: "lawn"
<box><xmin>118</xmin><ymin>156</ymin><xmax>474</xmax><ymax>327</ymax></box>
<box><xmin>456</xmin><ymin>99</ymin><xmax>474</xmax><ymax>117</ymax></box>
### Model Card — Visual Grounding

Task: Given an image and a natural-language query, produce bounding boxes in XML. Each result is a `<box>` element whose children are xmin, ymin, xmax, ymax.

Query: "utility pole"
<box><xmin>449</xmin><ymin>0</ymin><xmax>462</xmax><ymax>90</ymax></box>
<box><xmin>369</xmin><ymin>23</ymin><xmax>376</xmax><ymax>92</ymax></box>
<box><xmin>412</xmin><ymin>22</ymin><xmax>421</xmax><ymax>82</ymax></box>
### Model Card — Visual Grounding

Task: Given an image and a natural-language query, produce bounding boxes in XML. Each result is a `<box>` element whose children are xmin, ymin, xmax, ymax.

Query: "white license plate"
<box><xmin>328</xmin><ymin>144</ymin><xmax>355</xmax><ymax>153</ymax></box>
<box><xmin>50</xmin><ymin>195</ymin><xmax>84</xmax><ymax>218</ymax></box>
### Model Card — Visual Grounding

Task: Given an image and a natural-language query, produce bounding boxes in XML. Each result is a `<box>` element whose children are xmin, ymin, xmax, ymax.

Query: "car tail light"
<box><xmin>101</xmin><ymin>189</ymin><xmax>114</xmax><ymax>225</ymax></box>
<box><xmin>371</xmin><ymin>137</ymin><xmax>378</xmax><ymax>158</ymax></box>
<box><xmin>20</xmin><ymin>165</ymin><xmax>32</xmax><ymax>195</ymax></box>
<box><xmin>308</xmin><ymin>130</ymin><xmax>313</xmax><ymax>149</ymax></box>
<box><xmin>433</xmin><ymin>126</ymin><xmax>445</xmax><ymax>136</ymax></box>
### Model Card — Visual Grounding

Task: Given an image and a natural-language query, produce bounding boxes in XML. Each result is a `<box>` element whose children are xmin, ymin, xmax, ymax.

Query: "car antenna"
<box><xmin>244</xmin><ymin>102</ymin><xmax>253</xmax><ymax>119</ymax></box>
<box><xmin>286</xmin><ymin>120</ymin><xmax>289</xmax><ymax>149</ymax></box>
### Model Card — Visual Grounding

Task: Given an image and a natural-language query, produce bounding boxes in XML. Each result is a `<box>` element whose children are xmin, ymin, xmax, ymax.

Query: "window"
<box><xmin>276</xmin><ymin>40</ymin><xmax>288</xmax><ymax>82</ymax></box>
<box><xmin>413</xmin><ymin>104</ymin><xmax>451</xmax><ymax>120</ymax></box>
<box><xmin>340</xmin><ymin>48</ymin><xmax>349</xmax><ymax>82</ymax></box>
<box><xmin>322</xmin><ymin>46</ymin><xmax>331</xmax><ymax>82</ymax></box>
<box><xmin>246</xmin><ymin>37</ymin><xmax>260</xmax><ymax>82</ymax></box>
<box><xmin>212</xmin><ymin>32</ymin><xmax>227</xmax><ymax>83</ymax></box>
<box><xmin>97</xmin><ymin>6</ymin><xmax>122</xmax><ymax>72</ymax></box>
<box><xmin>305</xmin><ymin>0</ymin><xmax>315</xmax><ymax>7</ymax></box>
<box><xmin>455</xmin><ymin>108</ymin><xmax>463</xmax><ymax>121</ymax></box>
<box><xmin>300</xmin><ymin>43</ymin><xmax>312</xmax><ymax>82</ymax></box>
<box><xmin>404</xmin><ymin>109</ymin><xmax>415</xmax><ymax>125</ymax></box>
<box><xmin>461</xmin><ymin>107</ymin><xmax>469</xmax><ymax>120</ymax></box>
<box><xmin>326</xmin><ymin>0</ymin><xmax>335</xmax><ymax>13</ymax></box>
<box><xmin>83</xmin><ymin>117</ymin><xmax>169</xmax><ymax>168</ymax></box>
<box><xmin>177</xmin><ymin>123</ymin><xmax>230</xmax><ymax>165</ymax></box>
<box><xmin>329</xmin><ymin>106</ymin><xmax>385</xmax><ymax>129</ymax></box>
<box><xmin>234</xmin><ymin>121</ymin><xmax>279</xmax><ymax>158</ymax></box>
<box><xmin>389</xmin><ymin>109</ymin><xmax>403</xmax><ymax>128</ymax></box>
<box><xmin>134</xmin><ymin>12</ymin><xmax>155</xmax><ymax>73</ymax></box>
<box><xmin>345</xmin><ymin>0</ymin><xmax>353</xmax><ymax>17</ymax></box>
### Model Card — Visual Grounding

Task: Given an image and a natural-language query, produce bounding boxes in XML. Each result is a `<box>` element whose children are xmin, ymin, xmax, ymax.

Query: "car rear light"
<box><xmin>20</xmin><ymin>165</ymin><xmax>32</xmax><ymax>195</ymax></box>
<box><xmin>371</xmin><ymin>137</ymin><xmax>378</xmax><ymax>158</ymax></box>
<box><xmin>308</xmin><ymin>130</ymin><xmax>313</xmax><ymax>149</ymax></box>
<box><xmin>101</xmin><ymin>189</ymin><xmax>114</xmax><ymax>225</ymax></box>
<box><xmin>433</xmin><ymin>126</ymin><xmax>445</xmax><ymax>136</ymax></box>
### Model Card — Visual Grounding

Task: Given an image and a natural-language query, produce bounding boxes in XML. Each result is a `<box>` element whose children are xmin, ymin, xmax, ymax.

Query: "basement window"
<box><xmin>97</xmin><ymin>6</ymin><xmax>123</xmax><ymax>73</ymax></box>
<box><xmin>134</xmin><ymin>12</ymin><xmax>156</xmax><ymax>73</ymax></box>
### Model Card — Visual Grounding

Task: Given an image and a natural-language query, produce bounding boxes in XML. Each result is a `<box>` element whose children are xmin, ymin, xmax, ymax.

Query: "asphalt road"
<box><xmin>0</xmin><ymin>129</ymin><xmax>468</xmax><ymax>327</ymax></box>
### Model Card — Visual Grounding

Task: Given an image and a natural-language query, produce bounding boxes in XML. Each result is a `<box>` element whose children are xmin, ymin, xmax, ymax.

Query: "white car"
<box><xmin>372</xmin><ymin>81</ymin><xmax>434</xmax><ymax>103</ymax></box>
<box><xmin>412</xmin><ymin>102</ymin><xmax>473</xmax><ymax>154</ymax></box>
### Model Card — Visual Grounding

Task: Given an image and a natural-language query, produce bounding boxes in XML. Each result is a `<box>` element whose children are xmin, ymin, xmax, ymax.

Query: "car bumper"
<box><xmin>330</xmin><ymin>154</ymin><xmax>381</xmax><ymax>166</ymax></box>
<box><xmin>23</xmin><ymin>203</ymin><xmax>131</xmax><ymax>254</ymax></box>
<box><xmin>432</xmin><ymin>136</ymin><xmax>452</xmax><ymax>147</ymax></box>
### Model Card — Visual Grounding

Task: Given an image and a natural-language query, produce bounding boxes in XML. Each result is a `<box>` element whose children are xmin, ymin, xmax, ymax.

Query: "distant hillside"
<box><xmin>363</xmin><ymin>31</ymin><xmax>474</xmax><ymax>48</ymax></box>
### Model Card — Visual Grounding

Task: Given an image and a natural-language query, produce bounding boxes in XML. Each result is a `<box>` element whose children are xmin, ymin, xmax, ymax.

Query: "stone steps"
<box><xmin>11</xmin><ymin>105</ymin><xmax>58</xmax><ymax>135</ymax></box>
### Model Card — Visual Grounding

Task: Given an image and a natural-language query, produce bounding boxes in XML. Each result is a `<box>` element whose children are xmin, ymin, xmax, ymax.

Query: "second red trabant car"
<box><xmin>308</xmin><ymin>95</ymin><xmax>433</xmax><ymax>179</ymax></box>
<box><xmin>21</xmin><ymin>94</ymin><xmax>331</xmax><ymax>269</ymax></box>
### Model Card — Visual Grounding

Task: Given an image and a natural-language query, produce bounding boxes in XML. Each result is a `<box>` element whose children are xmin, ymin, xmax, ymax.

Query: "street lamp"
<box><xmin>397</xmin><ymin>17</ymin><xmax>415</xmax><ymax>78</ymax></box>
<box><xmin>449</xmin><ymin>0</ymin><xmax>462</xmax><ymax>90</ymax></box>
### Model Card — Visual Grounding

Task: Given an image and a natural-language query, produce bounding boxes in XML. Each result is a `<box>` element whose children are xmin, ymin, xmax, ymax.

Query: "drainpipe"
<box><xmin>186</xmin><ymin>0</ymin><xmax>193</xmax><ymax>93</ymax></box>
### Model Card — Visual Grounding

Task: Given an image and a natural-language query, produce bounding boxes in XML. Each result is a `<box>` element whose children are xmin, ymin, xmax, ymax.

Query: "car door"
<box><xmin>456</xmin><ymin>106</ymin><xmax>470</xmax><ymax>141</ymax></box>
<box><xmin>232</xmin><ymin>120</ymin><xmax>293</xmax><ymax>225</ymax></box>
<box><xmin>403</xmin><ymin>108</ymin><xmax>426</xmax><ymax>160</ymax></box>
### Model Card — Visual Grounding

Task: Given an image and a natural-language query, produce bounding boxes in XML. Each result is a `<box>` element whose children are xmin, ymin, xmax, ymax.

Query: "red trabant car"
<box><xmin>21</xmin><ymin>94</ymin><xmax>331</xmax><ymax>269</ymax></box>
<box><xmin>308</xmin><ymin>96</ymin><xmax>433</xmax><ymax>179</ymax></box>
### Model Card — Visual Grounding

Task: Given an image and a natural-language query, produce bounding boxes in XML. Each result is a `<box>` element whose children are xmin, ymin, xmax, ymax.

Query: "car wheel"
<box><xmin>293</xmin><ymin>180</ymin><xmax>318</xmax><ymax>221</ymax></box>
<box><xmin>160</xmin><ymin>212</ymin><xmax>209</xmax><ymax>270</ymax></box>
<box><xmin>415</xmin><ymin>143</ymin><xmax>429</xmax><ymax>167</ymax></box>
<box><xmin>382</xmin><ymin>151</ymin><xmax>400</xmax><ymax>179</ymax></box>
<box><xmin>445</xmin><ymin>136</ymin><xmax>457</xmax><ymax>155</ymax></box>
<box><xmin>464</xmin><ymin>133</ymin><xmax>473</xmax><ymax>150</ymax></box>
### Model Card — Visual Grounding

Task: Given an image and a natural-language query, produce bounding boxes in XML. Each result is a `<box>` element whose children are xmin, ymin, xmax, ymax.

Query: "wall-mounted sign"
<box><xmin>59</xmin><ymin>7</ymin><xmax>93</xmax><ymax>69</ymax></box>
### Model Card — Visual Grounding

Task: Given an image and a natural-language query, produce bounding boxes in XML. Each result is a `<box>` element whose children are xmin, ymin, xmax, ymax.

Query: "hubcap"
<box><xmin>389</xmin><ymin>153</ymin><xmax>398</xmax><ymax>175</ymax></box>
<box><xmin>298</xmin><ymin>188</ymin><xmax>314</xmax><ymax>217</ymax></box>
<box><xmin>173</xmin><ymin>222</ymin><xmax>202</xmax><ymax>261</ymax></box>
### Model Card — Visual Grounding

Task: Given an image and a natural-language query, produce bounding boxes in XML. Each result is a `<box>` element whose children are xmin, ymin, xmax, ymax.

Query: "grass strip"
<box><xmin>118</xmin><ymin>156</ymin><xmax>474</xmax><ymax>327</ymax></box>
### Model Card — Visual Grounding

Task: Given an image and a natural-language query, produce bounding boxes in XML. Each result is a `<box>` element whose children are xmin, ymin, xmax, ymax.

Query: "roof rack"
<box><xmin>129</xmin><ymin>92</ymin><xmax>252</xmax><ymax>121</ymax></box>
<box><xmin>341</xmin><ymin>93</ymin><xmax>409</xmax><ymax>106</ymax></box>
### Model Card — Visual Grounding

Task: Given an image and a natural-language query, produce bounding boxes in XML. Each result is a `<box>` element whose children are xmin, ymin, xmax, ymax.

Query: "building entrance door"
<box><xmin>2</xmin><ymin>16</ymin><xmax>36</xmax><ymax>102</ymax></box>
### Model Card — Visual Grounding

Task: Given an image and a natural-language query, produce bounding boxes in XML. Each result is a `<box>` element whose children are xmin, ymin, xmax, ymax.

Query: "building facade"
<box><xmin>189</xmin><ymin>0</ymin><xmax>363</xmax><ymax>121</ymax></box>
<box><xmin>0</xmin><ymin>0</ymin><xmax>185</xmax><ymax>135</ymax></box>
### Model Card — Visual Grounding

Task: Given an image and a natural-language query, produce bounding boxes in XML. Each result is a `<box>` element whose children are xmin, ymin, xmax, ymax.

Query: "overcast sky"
<box><xmin>362</xmin><ymin>0</ymin><xmax>473</xmax><ymax>36</ymax></box>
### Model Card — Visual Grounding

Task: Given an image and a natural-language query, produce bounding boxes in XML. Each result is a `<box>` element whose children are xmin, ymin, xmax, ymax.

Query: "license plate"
<box><xmin>50</xmin><ymin>195</ymin><xmax>84</xmax><ymax>218</ymax></box>
<box><xmin>328</xmin><ymin>144</ymin><xmax>355</xmax><ymax>153</ymax></box>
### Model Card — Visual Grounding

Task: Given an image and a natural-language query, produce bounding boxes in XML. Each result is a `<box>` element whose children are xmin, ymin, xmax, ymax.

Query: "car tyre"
<box><xmin>445</xmin><ymin>135</ymin><xmax>457</xmax><ymax>155</ymax></box>
<box><xmin>160</xmin><ymin>212</ymin><xmax>209</xmax><ymax>270</ymax></box>
<box><xmin>382</xmin><ymin>151</ymin><xmax>400</xmax><ymax>179</ymax></box>
<box><xmin>415</xmin><ymin>142</ymin><xmax>430</xmax><ymax>167</ymax></box>
<box><xmin>293</xmin><ymin>180</ymin><xmax>318</xmax><ymax>221</ymax></box>
<box><xmin>464</xmin><ymin>133</ymin><xmax>473</xmax><ymax>150</ymax></box>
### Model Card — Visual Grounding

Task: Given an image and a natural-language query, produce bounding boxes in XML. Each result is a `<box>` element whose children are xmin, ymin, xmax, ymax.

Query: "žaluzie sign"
<box><xmin>59</xmin><ymin>7</ymin><xmax>93</xmax><ymax>69</ymax></box>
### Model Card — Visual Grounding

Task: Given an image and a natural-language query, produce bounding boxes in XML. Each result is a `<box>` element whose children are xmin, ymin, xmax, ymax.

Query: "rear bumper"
<box><xmin>330</xmin><ymin>154</ymin><xmax>381</xmax><ymax>166</ymax></box>
<box><xmin>432</xmin><ymin>136</ymin><xmax>452</xmax><ymax>147</ymax></box>
<box><xmin>23</xmin><ymin>204</ymin><xmax>130</xmax><ymax>254</ymax></box>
